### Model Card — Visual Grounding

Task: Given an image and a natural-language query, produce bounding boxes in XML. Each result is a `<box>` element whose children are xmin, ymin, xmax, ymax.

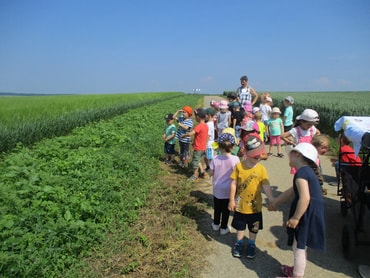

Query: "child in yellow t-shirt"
<box><xmin>228</xmin><ymin>134</ymin><xmax>274</xmax><ymax>259</ymax></box>
<box><xmin>254</xmin><ymin>111</ymin><xmax>266</xmax><ymax>143</ymax></box>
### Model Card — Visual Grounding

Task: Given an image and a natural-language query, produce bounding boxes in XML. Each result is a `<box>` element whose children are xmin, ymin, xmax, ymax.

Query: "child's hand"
<box><xmin>228</xmin><ymin>200</ymin><xmax>236</xmax><ymax>212</ymax></box>
<box><xmin>286</xmin><ymin>217</ymin><xmax>299</xmax><ymax>229</ymax></box>
<box><xmin>267</xmin><ymin>198</ymin><xmax>278</xmax><ymax>211</ymax></box>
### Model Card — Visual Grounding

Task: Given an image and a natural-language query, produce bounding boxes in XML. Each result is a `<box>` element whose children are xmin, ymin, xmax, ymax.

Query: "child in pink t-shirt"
<box><xmin>209</xmin><ymin>133</ymin><xmax>240</xmax><ymax>235</ymax></box>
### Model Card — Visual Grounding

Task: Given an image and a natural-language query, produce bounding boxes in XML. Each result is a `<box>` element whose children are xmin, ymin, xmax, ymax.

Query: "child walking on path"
<box><xmin>204</xmin><ymin>107</ymin><xmax>216</xmax><ymax>172</ymax></box>
<box><xmin>228</xmin><ymin>134</ymin><xmax>275</xmax><ymax>259</ymax></box>
<box><xmin>181</xmin><ymin>108</ymin><xmax>209</xmax><ymax>182</ymax></box>
<box><xmin>173</xmin><ymin>106</ymin><xmax>193</xmax><ymax>168</ymax></box>
<box><xmin>268</xmin><ymin>143</ymin><xmax>326</xmax><ymax>278</ymax></box>
<box><xmin>267</xmin><ymin>107</ymin><xmax>284</xmax><ymax>157</ymax></box>
<box><xmin>209</xmin><ymin>133</ymin><xmax>240</xmax><ymax>235</ymax></box>
<box><xmin>162</xmin><ymin>113</ymin><xmax>177</xmax><ymax>164</ymax></box>
<box><xmin>216</xmin><ymin>100</ymin><xmax>231</xmax><ymax>135</ymax></box>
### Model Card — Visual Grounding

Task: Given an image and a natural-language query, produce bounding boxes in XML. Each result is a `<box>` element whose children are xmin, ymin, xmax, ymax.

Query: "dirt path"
<box><xmin>192</xmin><ymin>96</ymin><xmax>369</xmax><ymax>278</ymax></box>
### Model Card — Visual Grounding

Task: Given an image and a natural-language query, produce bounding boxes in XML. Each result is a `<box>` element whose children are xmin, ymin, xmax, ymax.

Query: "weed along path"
<box><xmin>192</xmin><ymin>96</ymin><xmax>369</xmax><ymax>278</ymax></box>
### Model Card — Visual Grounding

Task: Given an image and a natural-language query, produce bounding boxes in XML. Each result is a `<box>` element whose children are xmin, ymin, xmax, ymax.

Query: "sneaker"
<box><xmin>277</xmin><ymin>153</ymin><xmax>285</xmax><ymax>158</ymax></box>
<box><xmin>232</xmin><ymin>241</ymin><xmax>243</xmax><ymax>258</ymax></box>
<box><xmin>220</xmin><ymin>226</ymin><xmax>230</xmax><ymax>235</ymax></box>
<box><xmin>188</xmin><ymin>175</ymin><xmax>199</xmax><ymax>182</ymax></box>
<box><xmin>245</xmin><ymin>244</ymin><xmax>256</xmax><ymax>259</ymax></box>
<box><xmin>281</xmin><ymin>265</ymin><xmax>294</xmax><ymax>277</ymax></box>
<box><xmin>267</xmin><ymin>153</ymin><xmax>273</xmax><ymax>156</ymax></box>
<box><xmin>211</xmin><ymin>223</ymin><xmax>220</xmax><ymax>231</ymax></box>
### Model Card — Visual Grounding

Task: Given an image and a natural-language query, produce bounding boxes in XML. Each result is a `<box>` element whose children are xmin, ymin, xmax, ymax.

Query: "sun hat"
<box><xmin>182</xmin><ymin>106</ymin><xmax>193</xmax><ymax>116</ymax></box>
<box><xmin>217</xmin><ymin>133</ymin><xmax>236</xmax><ymax>145</ymax></box>
<box><xmin>221</xmin><ymin>127</ymin><xmax>236</xmax><ymax>140</ymax></box>
<box><xmin>252</xmin><ymin>107</ymin><xmax>260</xmax><ymax>114</ymax></box>
<box><xmin>244</xmin><ymin>134</ymin><xmax>265</xmax><ymax>157</ymax></box>
<box><xmin>164</xmin><ymin>113</ymin><xmax>174</xmax><ymax>120</ymax></box>
<box><xmin>290</xmin><ymin>142</ymin><xmax>318</xmax><ymax>165</ymax></box>
<box><xmin>240</xmin><ymin>120</ymin><xmax>259</xmax><ymax>132</ymax></box>
<box><xmin>205</xmin><ymin>107</ymin><xmax>215</xmax><ymax>116</ymax></box>
<box><xmin>194</xmin><ymin>108</ymin><xmax>206</xmax><ymax>119</ymax></box>
<box><xmin>296</xmin><ymin>109</ymin><xmax>319</xmax><ymax>123</ymax></box>
<box><xmin>219</xmin><ymin>100</ymin><xmax>228</xmax><ymax>109</ymax></box>
<box><xmin>285</xmin><ymin>96</ymin><xmax>294</xmax><ymax>104</ymax></box>
<box><xmin>265</xmin><ymin>96</ymin><xmax>273</xmax><ymax>103</ymax></box>
<box><xmin>271</xmin><ymin>107</ymin><xmax>281</xmax><ymax>114</ymax></box>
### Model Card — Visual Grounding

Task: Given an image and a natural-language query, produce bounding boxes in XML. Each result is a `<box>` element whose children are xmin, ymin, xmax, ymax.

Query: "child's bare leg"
<box><xmin>277</xmin><ymin>144</ymin><xmax>282</xmax><ymax>154</ymax></box>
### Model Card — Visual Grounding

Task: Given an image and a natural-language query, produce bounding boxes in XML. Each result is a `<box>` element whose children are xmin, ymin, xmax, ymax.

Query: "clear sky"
<box><xmin>1</xmin><ymin>0</ymin><xmax>369</xmax><ymax>94</ymax></box>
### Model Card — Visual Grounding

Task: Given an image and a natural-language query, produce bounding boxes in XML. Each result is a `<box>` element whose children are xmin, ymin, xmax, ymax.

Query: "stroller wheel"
<box><xmin>342</xmin><ymin>224</ymin><xmax>356</xmax><ymax>259</ymax></box>
<box><xmin>340</xmin><ymin>200</ymin><xmax>348</xmax><ymax>217</ymax></box>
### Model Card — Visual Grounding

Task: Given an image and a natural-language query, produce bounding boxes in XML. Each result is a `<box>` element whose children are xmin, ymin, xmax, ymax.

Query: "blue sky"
<box><xmin>1</xmin><ymin>0</ymin><xmax>369</xmax><ymax>94</ymax></box>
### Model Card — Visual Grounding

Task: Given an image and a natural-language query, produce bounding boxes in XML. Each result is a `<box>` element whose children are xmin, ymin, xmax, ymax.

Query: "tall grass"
<box><xmin>0</xmin><ymin>92</ymin><xmax>182</xmax><ymax>152</ymax></box>
<box><xmin>266</xmin><ymin>91</ymin><xmax>370</xmax><ymax>137</ymax></box>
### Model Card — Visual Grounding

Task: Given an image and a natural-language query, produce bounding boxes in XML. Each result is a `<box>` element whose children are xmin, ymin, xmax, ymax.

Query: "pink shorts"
<box><xmin>269</xmin><ymin>135</ymin><xmax>281</xmax><ymax>145</ymax></box>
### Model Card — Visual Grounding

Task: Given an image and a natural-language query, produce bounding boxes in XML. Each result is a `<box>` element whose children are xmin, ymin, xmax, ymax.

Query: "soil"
<box><xmin>193</xmin><ymin>96</ymin><xmax>370</xmax><ymax>278</ymax></box>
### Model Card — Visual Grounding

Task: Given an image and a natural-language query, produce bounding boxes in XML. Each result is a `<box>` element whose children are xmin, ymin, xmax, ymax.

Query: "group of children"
<box><xmin>162</xmin><ymin>89</ymin><xmax>361</xmax><ymax>277</ymax></box>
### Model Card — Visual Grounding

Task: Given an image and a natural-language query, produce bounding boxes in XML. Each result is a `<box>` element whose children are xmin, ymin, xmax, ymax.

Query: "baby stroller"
<box><xmin>334</xmin><ymin>116</ymin><xmax>370</xmax><ymax>259</ymax></box>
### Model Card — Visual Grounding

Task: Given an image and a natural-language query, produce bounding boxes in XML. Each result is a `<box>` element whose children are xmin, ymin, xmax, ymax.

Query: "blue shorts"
<box><xmin>231</xmin><ymin>211</ymin><xmax>263</xmax><ymax>234</ymax></box>
<box><xmin>164</xmin><ymin>142</ymin><xmax>175</xmax><ymax>155</ymax></box>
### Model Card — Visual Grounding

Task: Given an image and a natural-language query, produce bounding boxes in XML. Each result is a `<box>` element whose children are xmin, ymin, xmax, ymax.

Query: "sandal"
<box><xmin>277</xmin><ymin>153</ymin><xmax>285</xmax><ymax>158</ymax></box>
<box><xmin>267</xmin><ymin>153</ymin><xmax>273</xmax><ymax>156</ymax></box>
<box><xmin>281</xmin><ymin>265</ymin><xmax>293</xmax><ymax>277</ymax></box>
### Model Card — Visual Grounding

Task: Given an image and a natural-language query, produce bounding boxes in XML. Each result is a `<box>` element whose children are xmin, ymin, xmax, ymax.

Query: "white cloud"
<box><xmin>314</xmin><ymin>77</ymin><xmax>331</xmax><ymax>86</ymax></box>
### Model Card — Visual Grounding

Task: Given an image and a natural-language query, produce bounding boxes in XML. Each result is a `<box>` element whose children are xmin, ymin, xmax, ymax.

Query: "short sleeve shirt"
<box><xmin>193</xmin><ymin>123</ymin><xmax>208</xmax><ymax>151</ymax></box>
<box><xmin>165</xmin><ymin>123</ymin><xmax>176</xmax><ymax>144</ymax></box>
<box><xmin>230</xmin><ymin>162</ymin><xmax>269</xmax><ymax>214</ymax></box>
<box><xmin>175</xmin><ymin>117</ymin><xmax>193</xmax><ymax>143</ymax></box>
<box><xmin>283</xmin><ymin>106</ymin><xmax>293</xmax><ymax>126</ymax></box>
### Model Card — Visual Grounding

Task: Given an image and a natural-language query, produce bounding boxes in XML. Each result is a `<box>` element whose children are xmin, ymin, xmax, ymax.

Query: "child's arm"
<box><xmin>228</xmin><ymin>180</ymin><xmax>237</xmax><ymax>212</ymax></box>
<box><xmin>281</xmin><ymin>131</ymin><xmax>295</xmax><ymax>146</ymax></box>
<box><xmin>262</xmin><ymin>183</ymin><xmax>275</xmax><ymax>203</ymax></box>
<box><xmin>181</xmin><ymin>130</ymin><xmax>195</xmax><ymax>138</ymax></box>
<box><xmin>286</xmin><ymin>178</ymin><xmax>310</xmax><ymax>229</ymax></box>
<box><xmin>268</xmin><ymin>186</ymin><xmax>294</xmax><ymax>211</ymax></box>
<box><xmin>165</xmin><ymin>132</ymin><xmax>176</xmax><ymax>141</ymax></box>
<box><xmin>280</xmin><ymin>120</ymin><xmax>284</xmax><ymax>135</ymax></box>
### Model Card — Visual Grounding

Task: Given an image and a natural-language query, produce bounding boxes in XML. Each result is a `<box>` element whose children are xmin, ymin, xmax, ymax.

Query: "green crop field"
<box><xmin>0</xmin><ymin>92</ymin><xmax>182</xmax><ymax>153</ymax></box>
<box><xmin>264</xmin><ymin>91</ymin><xmax>370</xmax><ymax>136</ymax></box>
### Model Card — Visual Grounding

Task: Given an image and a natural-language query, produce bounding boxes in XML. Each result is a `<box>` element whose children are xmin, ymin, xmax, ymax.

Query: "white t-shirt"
<box><xmin>260</xmin><ymin>104</ymin><xmax>271</xmax><ymax>122</ymax></box>
<box><xmin>206</xmin><ymin>120</ymin><xmax>215</xmax><ymax>148</ymax></box>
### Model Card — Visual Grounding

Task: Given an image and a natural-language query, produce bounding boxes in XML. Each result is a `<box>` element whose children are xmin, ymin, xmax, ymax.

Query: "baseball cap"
<box><xmin>205</xmin><ymin>107</ymin><xmax>215</xmax><ymax>116</ymax></box>
<box><xmin>244</xmin><ymin>135</ymin><xmax>265</xmax><ymax>157</ymax></box>
<box><xmin>164</xmin><ymin>113</ymin><xmax>174</xmax><ymax>120</ymax></box>
<box><xmin>194</xmin><ymin>108</ymin><xmax>206</xmax><ymax>119</ymax></box>
<box><xmin>182</xmin><ymin>106</ymin><xmax>193</xmax><ymax>116</ymax></box>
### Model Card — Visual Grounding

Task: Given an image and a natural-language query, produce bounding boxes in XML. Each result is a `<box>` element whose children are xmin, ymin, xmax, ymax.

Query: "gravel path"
<box><xmin>193</xmin><ymin>96</ymin><xmax>369</xmax><ymax>278</ymax></box>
